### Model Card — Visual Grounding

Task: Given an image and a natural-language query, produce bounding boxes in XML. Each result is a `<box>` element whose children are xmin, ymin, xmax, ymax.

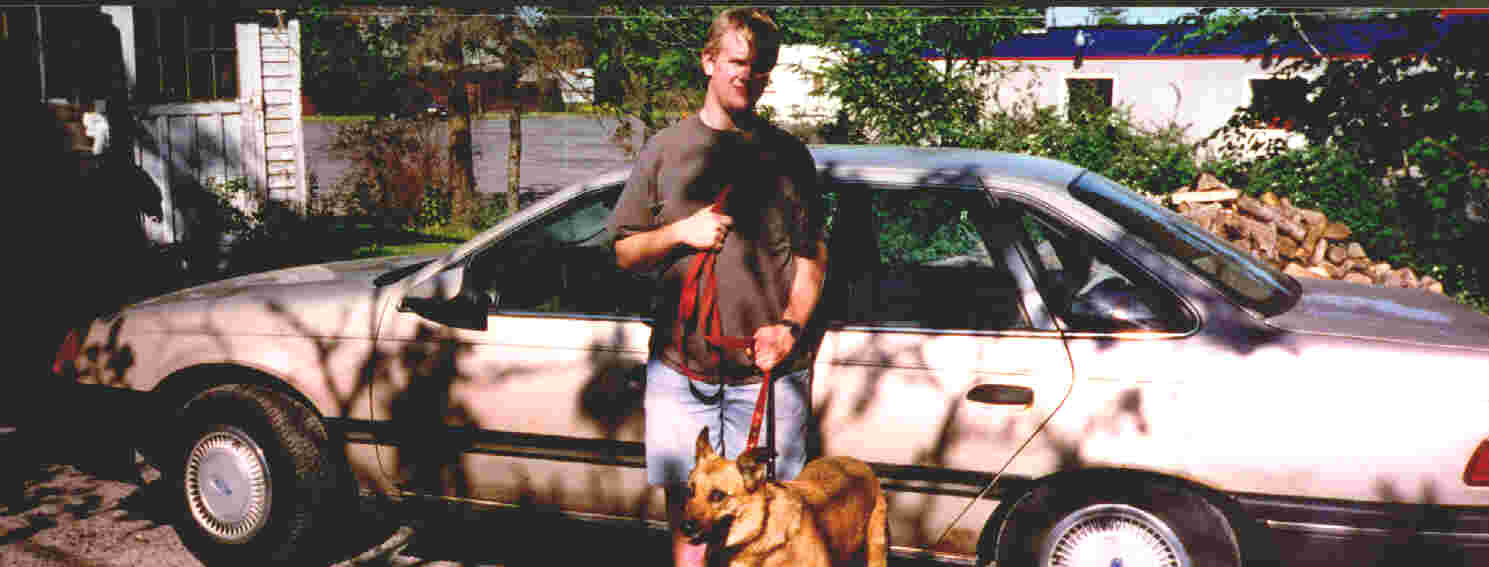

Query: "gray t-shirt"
<box><xmin>608</xmin><ymin>114</ymin><xmax>823</xmax><ymax>381</ymax></box>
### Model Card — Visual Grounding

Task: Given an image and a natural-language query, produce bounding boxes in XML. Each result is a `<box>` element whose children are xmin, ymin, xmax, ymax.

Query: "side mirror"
<box><xmin>399</xmin><ymin>264</ymin><xmax>489</xmax><ymax>331</ymax></box>
<box><xmin>407</xmin><ymin>264</ymin><xmax>467</xmax><ymax>303</ymax></box>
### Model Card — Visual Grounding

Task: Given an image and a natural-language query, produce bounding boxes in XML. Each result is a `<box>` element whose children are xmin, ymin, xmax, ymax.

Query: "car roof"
<box><xmin>581</xmin><ymin>146</ymin><xmax>1088</xmax><ymax>195</ymax></box>
<box><xmin>807</xmin><ymin>145</ymin><xmax>1087</xmax><ymax>191</ymax></box>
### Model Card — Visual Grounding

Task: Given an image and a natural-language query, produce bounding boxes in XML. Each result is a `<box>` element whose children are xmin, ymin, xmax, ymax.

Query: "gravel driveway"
<box><xmin>2</xmin><ymin>433</ymin><xmax>203</xmax><ymax>567</ymax></box>
<box><xmin>3</xmin><ymin>115</ymin><xmax>658</xmax><ymax>567</ymax></box>
<box><xmin>2</xmin><ymin>429</ymin><xmax>669</xmax><ymax>567</ymax></box>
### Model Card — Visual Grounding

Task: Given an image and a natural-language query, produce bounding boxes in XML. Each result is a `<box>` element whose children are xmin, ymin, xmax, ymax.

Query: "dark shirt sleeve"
<box><xmin>789</xmin><ymin>139</ymin><xmax>825</xmax><ymax>258</ymax></box>
<box><xmin>607</xmin><ymin>139</ymin><xmax>665</xmax><ymax>250</ymax></box>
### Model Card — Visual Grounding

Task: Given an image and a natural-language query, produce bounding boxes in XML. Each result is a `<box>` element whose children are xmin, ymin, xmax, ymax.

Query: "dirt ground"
<box><xmin>3</xmin><ymin>429</ymin><xmax>953</xmax><ymax>567</ymax></box>
<box><xmin>0</xmin><ymin>429</ymin><xmax>671</xmax><ymax>567</ymax></box>
<box><xmin>1</xmin><ymin>450</ymin><xmax>204</xmax><ymax>567</ymax></box>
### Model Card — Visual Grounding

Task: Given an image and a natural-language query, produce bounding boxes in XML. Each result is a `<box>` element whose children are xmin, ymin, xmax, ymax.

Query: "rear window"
<box><xmin>1068</xmin><ymin>171</ymin><xmax>1300</xmax><ymax>317</ymax></box>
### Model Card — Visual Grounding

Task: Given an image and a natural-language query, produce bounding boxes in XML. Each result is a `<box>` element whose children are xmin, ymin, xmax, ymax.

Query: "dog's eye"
<box><xmin>709</xmin><ymin>489</ymin><xmax>727</xmax><ymax>503</ymax></box>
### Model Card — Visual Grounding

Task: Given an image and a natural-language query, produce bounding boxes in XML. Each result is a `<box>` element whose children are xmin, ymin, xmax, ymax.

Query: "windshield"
<box><xmin>1068</xmin><ymin>171</ymin><xmax>1300</xmax><ymax>316</ymax></box>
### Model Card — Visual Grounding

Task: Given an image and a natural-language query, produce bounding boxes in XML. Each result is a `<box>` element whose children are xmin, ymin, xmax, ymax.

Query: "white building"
<box><xmin>761</xmin><ymin>11</ymin><xmax>1488</xmax><ymax>160</ymax></box>
<box><xmin>756</xmin><ymin>44</ymin><xmax>841</xmax><ymax>125</ymax></box>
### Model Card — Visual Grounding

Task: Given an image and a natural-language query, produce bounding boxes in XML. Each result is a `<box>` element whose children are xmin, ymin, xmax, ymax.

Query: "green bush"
<box><xmin>970</xmin><ymin>98</ymin><xmax>1200</xmax><ymax>196</ymax></box>
<box><xmin>328</xmin><ymin>118</ymin><xmax>451</xmax><ymax>229</ymax></box>
<box><xmin>1206</xmin><ymin>144</ymin><xmax>1485</xmax><ymax>310</ymax></box>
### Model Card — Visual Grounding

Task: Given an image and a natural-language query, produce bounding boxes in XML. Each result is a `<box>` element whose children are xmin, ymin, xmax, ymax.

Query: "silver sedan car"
<box><xmin>53</xmin><ymin>147</ymin><xmax>1489</xmax><ymax>566</ymax></box>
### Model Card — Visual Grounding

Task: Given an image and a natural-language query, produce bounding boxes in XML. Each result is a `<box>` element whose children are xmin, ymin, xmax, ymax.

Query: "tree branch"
<box><xmin>1291</xmin><ymin>14</ymin><xmax>1323</xmax><ymax>58</ymax></box>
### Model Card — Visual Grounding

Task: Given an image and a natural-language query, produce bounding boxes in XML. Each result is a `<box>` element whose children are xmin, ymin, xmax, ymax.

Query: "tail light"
<box><xmin>1467</xmin><ymin>439</ymin><xmax>1489</xmax><ymax>487</ymax></box>
<box><xmin>52</xmin><ymin>328</ymin><xmax>81</xmax><ymax>376</ymax></box>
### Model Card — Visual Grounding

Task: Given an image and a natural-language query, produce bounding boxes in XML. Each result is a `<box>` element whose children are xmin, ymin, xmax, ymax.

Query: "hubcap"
<box><xmin>185</xmin><ymin>427</ymin><xmax>270</xmax><ymax>542</ymax></box>
<box><xmin>1043</xmin><ymin>504</ymin><xmax>1186</xmax><ymax>567</ymax></box>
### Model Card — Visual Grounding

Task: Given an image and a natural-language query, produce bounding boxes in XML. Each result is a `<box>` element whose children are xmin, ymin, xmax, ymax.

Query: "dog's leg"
<box><xmin>866</xmin><ymin>483</ymin><xmax>890</xmax><ymax>567</ymax></box>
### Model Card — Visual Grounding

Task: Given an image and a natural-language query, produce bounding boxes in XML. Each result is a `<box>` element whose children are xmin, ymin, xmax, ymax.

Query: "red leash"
<box><xmin>673</xmin><ymin>185</ymin><xmax>777</xmax><ymax>478</ymax></box>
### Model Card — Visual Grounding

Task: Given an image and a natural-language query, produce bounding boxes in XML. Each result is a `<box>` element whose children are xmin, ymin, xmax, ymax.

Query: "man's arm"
<box><xmin>753</xmin><ymin>239</ymin><xmax>828</xmax><ymax>371</ymax></box>
<box><xmin>614</xmin><ymin>207</ymin><xmax>734</xmax><ymax>272</ymax></box>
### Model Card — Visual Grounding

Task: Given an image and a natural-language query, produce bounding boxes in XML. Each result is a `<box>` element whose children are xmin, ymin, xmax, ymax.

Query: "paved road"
<box><xmin>304</xmin><ymin>115</ymin><xmax>643</xmax><ymax>203</ymax></box>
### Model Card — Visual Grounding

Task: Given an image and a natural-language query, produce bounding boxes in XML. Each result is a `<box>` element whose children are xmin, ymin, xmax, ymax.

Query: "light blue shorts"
<box><xmin>644</xmin><ymin>357</ymin><xmax>811</xmax><ymax>486</ymax></box>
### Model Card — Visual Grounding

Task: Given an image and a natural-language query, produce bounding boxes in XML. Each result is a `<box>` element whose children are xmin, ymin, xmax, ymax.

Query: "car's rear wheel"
<box><xmin>1040</xmin><ymin>503</ymin><xmax>1188</xmax><ymax>566</ymax></box>
<box><xmin>173</xmin><ymin>384</ymin><xmax>345</xmax><ymax>565</ymax></box>
<box><xmin>992</xmin><ymin>479</ymin><xmax>1242</xmax><ymax>567</ymax></box>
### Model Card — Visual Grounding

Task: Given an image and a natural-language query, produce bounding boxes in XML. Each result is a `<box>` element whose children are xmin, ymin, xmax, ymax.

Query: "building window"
<box><xmin>4</xmin><ymin>6</ymin><xmax>124</xmax><ymax>104</ymax></box>
<box><xmin>135</xmin><ymin>9</ymin><xmax>246</xmax><ymax>103</ymax></box>
<box><xmin>1249</xmin><ymin>78</ymin><xmax>1308</xmax><ymax>130</ymax></box>
<box><xmin>1066</xmin><ymin>77</ymin><xmax>1113</xmax><ymax>122</ymax></box>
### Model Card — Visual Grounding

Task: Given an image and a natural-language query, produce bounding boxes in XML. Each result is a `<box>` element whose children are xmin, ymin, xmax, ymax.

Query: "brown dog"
<box><xmin>681</xmin><ymin>427</ymin><xmax>889</xmax><ymax>567</ymax></box>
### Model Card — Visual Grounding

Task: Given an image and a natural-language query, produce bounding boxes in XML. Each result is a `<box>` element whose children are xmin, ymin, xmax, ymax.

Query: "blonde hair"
<box><xmin>703</xmin><ymin>8</ymin><xmax>781</xmax><ymax>71</ymax></box>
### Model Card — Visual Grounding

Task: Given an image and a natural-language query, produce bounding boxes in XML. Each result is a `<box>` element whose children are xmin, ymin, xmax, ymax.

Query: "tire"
<box><xmin>172</xmin><ymin>384</ymin><xmax>346</xmax><ymax>565</ymax></box>
<box><xmin>994</xmin><ymin>480</ymin><xmax>1242</xmax><ymax>567</ymax></box>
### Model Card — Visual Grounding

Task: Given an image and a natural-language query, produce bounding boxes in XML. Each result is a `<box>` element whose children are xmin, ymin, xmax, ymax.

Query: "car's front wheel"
<box><xmin>173</xmin><ymin>384</ymin><xmax>345</xmax><ymax>565</ymax></box>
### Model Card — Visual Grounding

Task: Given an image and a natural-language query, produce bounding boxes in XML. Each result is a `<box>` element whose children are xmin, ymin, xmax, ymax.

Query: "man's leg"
<box><xmin>718</xmin><ymin>369</ymin><xmax>812</xmax><ymax>480</ymax></box>
<box><xmin>644</xmin><ymin>358</ymin><xmax>721</xmax><ymax>566</ymax></box>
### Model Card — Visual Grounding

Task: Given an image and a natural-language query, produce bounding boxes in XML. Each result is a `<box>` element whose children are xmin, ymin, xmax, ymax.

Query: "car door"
<box><xmin>1001</xmin><ymin>193</ymin><xmax>1202</xmax><ymax>484</ymax></box>
<box><xmin>372</xmin><ymin>183</ymin><xmax>661</xmax><ymax>520</ymax></box>
<box><xmin>809</xmin><ymin>183</ymin><xmax>1076</xmax><ymax>555</ymax></box>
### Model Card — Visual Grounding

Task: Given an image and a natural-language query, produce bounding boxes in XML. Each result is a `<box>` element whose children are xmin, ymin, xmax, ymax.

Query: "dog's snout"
<box><xmin>680</xmin><ymin>519</ymin><xmax>700</xmax><ymax>537</ymax></box>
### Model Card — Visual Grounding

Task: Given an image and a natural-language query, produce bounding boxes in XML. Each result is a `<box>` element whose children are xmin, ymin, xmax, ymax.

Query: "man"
<box><xmin>606</xmin><ymin>8</ymin><xmax>828</xmax><ymax>566</ymax></box>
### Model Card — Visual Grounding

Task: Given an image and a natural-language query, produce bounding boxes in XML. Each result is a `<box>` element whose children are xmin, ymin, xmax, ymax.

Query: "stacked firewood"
<box><xmin>1169</xmin><ymin>173</ymin><xmax>1445</xmax><ymax>294</ymax></box>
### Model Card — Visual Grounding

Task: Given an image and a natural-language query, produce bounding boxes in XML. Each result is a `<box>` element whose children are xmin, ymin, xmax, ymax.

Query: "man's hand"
<box><xmin>615</xmin><ymin>206</ymin><xmax>734</xmax><ymax>271</ymax></box>
<box><xmin>752</xmin><ymin>323</ymin><xmax>796</xmax><ymax>371</ymax></box>
<box><xmin>673</xmin><ymin>207</ymin><xmax>733</xmax><ymax>251</ymax></box>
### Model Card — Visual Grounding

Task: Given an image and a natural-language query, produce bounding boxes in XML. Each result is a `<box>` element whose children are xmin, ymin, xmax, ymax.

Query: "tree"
<box><xmin>578</xmin><ymin>6</ymin><xmax>715</xmax><ymax>157</ymax></box>
<box><xmin>574</xmin><ymin>8</ymin><xmax>1039</xmax><ymax>151</ymax></box>
<box><xmin>404</xmin><ymin>7</ymin><xmax>587</xmax><ymax>221</ymax></box>
<box><xmin>1091</xmin><ymin>7</ymin><xmax>1128</xmax><ymax>26</ymax></box>
<box><xmin>774</xmin><ymin>7</ymin><xmax>1042</xmax><ymax>146</ymax></box>
<box><xmin>300</xmin><ymin>5</ymin><xmax>425</xmax><ymax>116</ymax></box>
<box><xmin>1165</xmin><ymin>8</ymin><xmax>1489</xmax><ymax>302</ymax></box>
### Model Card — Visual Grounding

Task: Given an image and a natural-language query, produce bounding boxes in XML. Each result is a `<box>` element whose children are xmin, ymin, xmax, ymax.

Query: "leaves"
<box><xmin>1176</xmin><ymin>9</ymin><xmax>1488</xmax><ymax>304</ymax></box>
<box><xmin>781</xmin><ymin>7</ymin><xmax>1039</xmax><ymax>146</ymax></box>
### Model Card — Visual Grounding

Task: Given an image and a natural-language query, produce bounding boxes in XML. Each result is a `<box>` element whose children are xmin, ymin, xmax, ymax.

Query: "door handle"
<box><xmin>967</xmin><ymin>384</ymin><xmax>1034</xmax><ymax>406</ymax></box>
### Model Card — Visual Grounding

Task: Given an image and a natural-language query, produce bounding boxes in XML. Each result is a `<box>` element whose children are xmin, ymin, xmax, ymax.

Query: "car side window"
<box><xmin>826</xmin><ymin>187</ymin><xmax>1031</xmax><ymax>331</ymax></box>
<box><xmin>1017</xmin><ymin>206</ymin><xmax>1195</xmax><ymax>333</ymax></box>
<box><xmin>467</xmin><ymin>185</ymin><xmax>653</xmax><ymax>318</ymax></box>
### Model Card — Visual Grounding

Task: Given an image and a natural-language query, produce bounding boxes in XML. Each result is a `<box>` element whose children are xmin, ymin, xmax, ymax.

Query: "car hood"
<box><xmin>137</xmin><ymin>255</ymin><xmax>435</xmax><ymax>307</ymax></box>
<box><xmin>117</xmin><ymin>255</ymin><xmax>438</xmax><ymax>338</ymax></box>
<box><xmin>1266</xmin><ymin>278</ymin><xmax>1489</xmax><ymax>352</ymax></box>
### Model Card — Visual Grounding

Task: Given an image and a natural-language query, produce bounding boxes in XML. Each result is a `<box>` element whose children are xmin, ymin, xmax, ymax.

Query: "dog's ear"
<box><xmin>735</xmin><ymin>447</ymin><xmax>773</xmax><ymax>491</ymax></box>
<box><xmin>694</xmin><ymin>427</ymin><xmax>717</xmax><ymax>463</ymax></box>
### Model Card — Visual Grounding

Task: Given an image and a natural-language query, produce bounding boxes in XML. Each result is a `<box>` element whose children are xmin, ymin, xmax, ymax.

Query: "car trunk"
<box><xmin>1265</xmin><ymin>278</ymin><xmax>1489</xmax><ymax>352</ymax></box>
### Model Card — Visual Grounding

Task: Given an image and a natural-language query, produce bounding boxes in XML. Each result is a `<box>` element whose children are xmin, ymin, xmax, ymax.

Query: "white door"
<box><xmin>810</xmin><ymin>185</ymin><xmax>1076</xmax><ymax>556</ymax></box>
<box><xmin>374</xmin><ymin>183</ymin><xmax>660</xmax><ymax>519</ymax></box>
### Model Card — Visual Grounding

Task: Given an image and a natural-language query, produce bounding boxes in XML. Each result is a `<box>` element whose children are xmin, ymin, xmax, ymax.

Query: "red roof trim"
<box><xmin>925</xmin><ymin>54</ymin><xmax>1373</xmax><ymax>62</ymax></box>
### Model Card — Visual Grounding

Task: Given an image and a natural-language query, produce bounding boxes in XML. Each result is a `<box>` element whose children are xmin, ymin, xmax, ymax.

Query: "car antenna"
<box><xmin>932</xmin><ymin>215</ymin><xmax>1079</xmax><ymax>550</ymax></box>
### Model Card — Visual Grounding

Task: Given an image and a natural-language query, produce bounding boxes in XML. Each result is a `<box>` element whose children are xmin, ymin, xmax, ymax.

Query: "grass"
<box><xmin>309</xmin><ymin>219</ymin><xmax>473</xmax><ymax>260</ymax></box>
<box><xmin>349</xmin><ymin>223</ymin><xmax>479</xmax><ymax>259</ymax></box>
<box><xmin>199</xmin><ymin>218</ymin><xmax>477</xmax><ymax>284</ymax></box>
<box><xmin>352</xmin><ymin>239</ymin><xmax>462</xmax><ymax>259</ymax></box>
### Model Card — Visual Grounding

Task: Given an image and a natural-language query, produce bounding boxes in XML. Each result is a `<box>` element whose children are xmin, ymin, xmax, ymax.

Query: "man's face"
<box><xmin>702</xmin><ymin>30</ymin><xmax>772</xmax><ymax>116</ymax></box>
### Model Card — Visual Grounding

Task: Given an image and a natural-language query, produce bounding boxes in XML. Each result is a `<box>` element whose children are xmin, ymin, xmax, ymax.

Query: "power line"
<box><xmin>289</xmin><ymin>7</ymin><xmax>1448</xmax><ymax>22</ymax></box>
<box><xmin>284</xmin><ymin>9</ymin><xmax>1048</xmax><ymax>21</ymax></box>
